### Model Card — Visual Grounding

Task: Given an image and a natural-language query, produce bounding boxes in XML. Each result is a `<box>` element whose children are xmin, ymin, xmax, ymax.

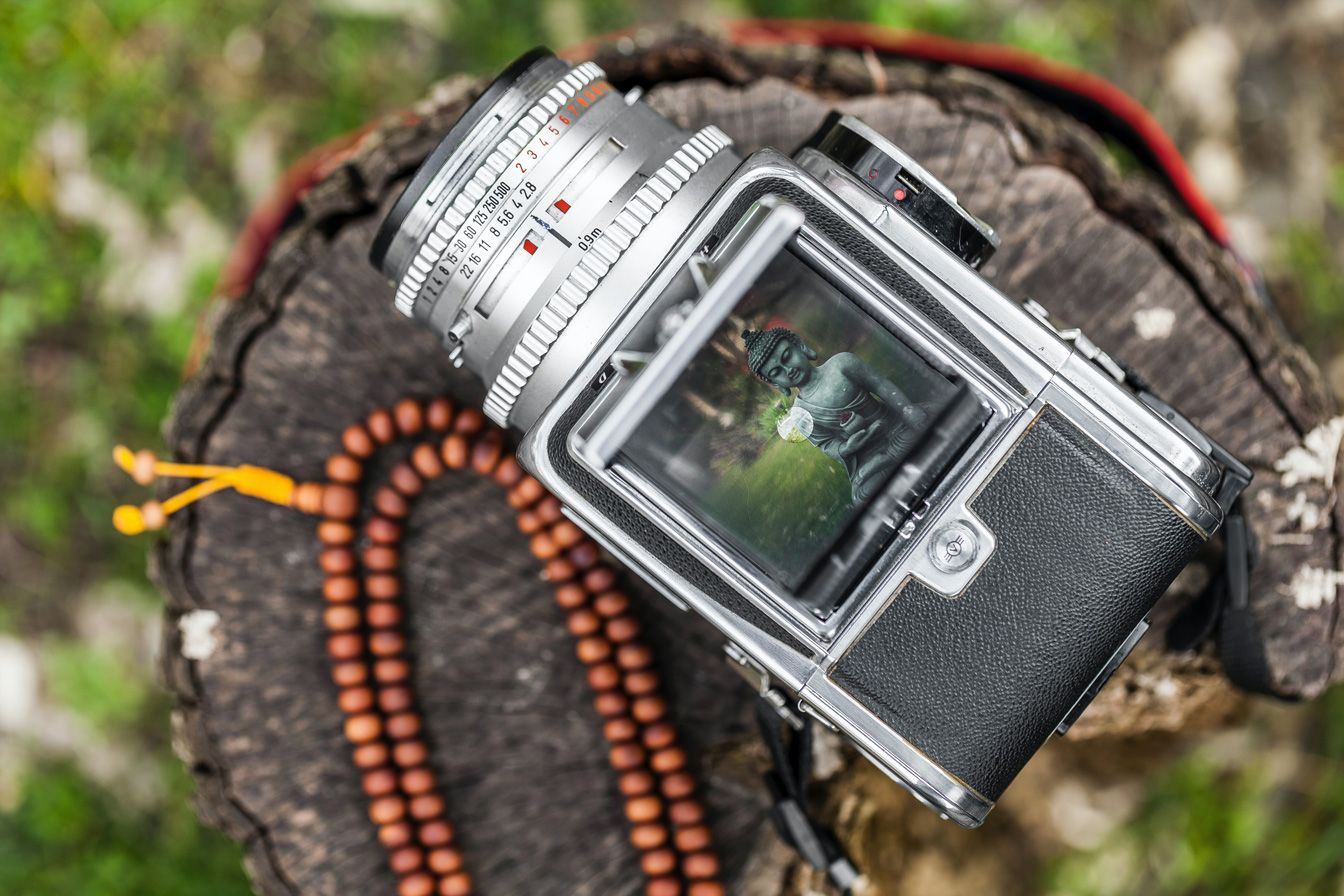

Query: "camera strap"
<box><xmin>755</xmin><ymin>698</ymin><xmax>864</xmax><ymax>895</ymax></box>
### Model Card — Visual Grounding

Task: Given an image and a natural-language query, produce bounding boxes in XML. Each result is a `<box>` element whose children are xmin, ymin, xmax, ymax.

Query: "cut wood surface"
<box><xmin>153</xmin><ymin>25</ymin><xmax>1339</xmax><ymax>896</ymax></box>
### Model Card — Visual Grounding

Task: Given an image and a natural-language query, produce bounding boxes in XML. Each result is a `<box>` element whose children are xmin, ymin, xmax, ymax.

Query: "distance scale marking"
<box><xmin>396</xmin><ymin>71</ymin><xmax>613</xmax><ymax>318</ymax></box>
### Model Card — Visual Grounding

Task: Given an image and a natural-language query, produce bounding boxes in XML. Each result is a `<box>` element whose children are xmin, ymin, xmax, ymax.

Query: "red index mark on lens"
<box><xmin>523</xmin><ymin>238</ymin><xmax>539</xmax><ymax>255</ymax></box>
<box><xmin>553</xmin><ymin>199</ymin><xmax>570</xmax><ymax>214</ymax></box>
<box><xmin>892</xmin><ymin>188</ymin><xmax>907</xmax><ymax>201</ymax></box>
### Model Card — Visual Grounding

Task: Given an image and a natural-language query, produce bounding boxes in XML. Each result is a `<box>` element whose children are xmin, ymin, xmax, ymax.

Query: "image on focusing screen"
<box><xmin>621</xmin><ymin>247</ymin><xmax>960</xmax><ymax>591</ymax></box>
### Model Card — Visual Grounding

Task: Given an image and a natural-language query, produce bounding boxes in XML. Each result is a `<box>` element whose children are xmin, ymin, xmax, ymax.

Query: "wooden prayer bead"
<box><xmin>619</xmin><ymin>770</ymin><xmax>656</xmax><ymax>797</ymax></box>
<box><xmin>317</xmin><ymin>520</ymin><xmax>355</xmax><ymax>544</ymax></box>
<box><xmin>452</xmin><ymin>407</ymin><xmax>485</xmax><ymax>435</ymax></box>
<box><xmin>682</xmin><ymin>853</ymin><xmax>719</xmax><ymax>880</ymax></box>
<box><xmin>567</xmin><ymin>542</ymin><xmax>601</xmax><ymax>570</ymax></box>
<box><xmin>439</xmin><ymin>872</ymin><xmax>472</xmax><ymax>896</ymax></box>
<box><xmin>321</xmin><ymin>484</ymin><xmax>359</xmax><ymax>520</ymax></box>
<box><xmin>320</xmin><ymin>547</ymin><xmax>355</xmax><ymax>575</ymax></box>
<box><xmin>385</xmin><ymin>712</ymin><xmax>421</xmax><ymax>739</ymax></box>
<box><xmin>554</xmin><ymin>583</ymin><xmax>588</xmax><ymax>610</ymax></box>
<box><xmin>603</xmin><ymin>717</ymin><xmax>639</xmax><ymax>744</ymax></box>
<box><xmin>587</xmin><ymin>663</ymin><xmax>621</xmax><ymax>691</ymax></box>
<box><xmin>364</xmin><ymin>545</ymin><xmax>400</xmax><ymax>571</ymax></box>
<box><xmin>660</xmin><ymin>772</ymin><xmax>696</xmax><ymax>800</ymax></box>
<box><xmin>593</xmin><ymin>691</ymin><xmax>628</xmax><ymax>717</ymax></box>
<box><xmin>364</xmin><ymin>601</ymin><xmax>402</xmax><ymax>630</ymax></box>
<box><xmin>369</xmin><ymin>795</ymin><xmax>406</xmax><ymax>824</ymax></box>
<box><xmin>408</xmin><ymin>794</ymin><xmax>444</xmax><ymax>820</ymax></box>
<box><xmin>470</xmin><ymin>432</ymin><xmax>503</xmax><ymax>475</ymax></box>
<box><xmin>583</xmin><ymin>566</ymin><xmax>618</xmax><ymax>594</ymax></box>
<box><xmin>341</xmin><ymin>423</ymin><xmax>375</xmax><ymax>458</ymax></box>
<box><xmin>418</xmin><ymin>820</ymin><xmax>454</xmax><ymax>848</ymax></box>
<box><xmin>393</xmin><ymin>740</ymin><xmax>429</xmax><ymax>768</ymax></box>
<box><xmin>575</xmin><ymin>636</ymin><xmax>612</xmax><ymax>664</ymax></box>
<box><xmin>617</xmin><ymin>644</ymin><xmax>654</xmax><ymax>671</ymax></box>
<box><xmin>640</xmin><ymin>849</ymin><xmax>678</xmax><ymax>878</ymax></box>
<box><xmin>642</xmin><ymin>723</ymin><xmax>676</xmax><ymax>751</ymax></box>
<box><xmin>338</xmin><ymin>686</ymin><xmax>374</xmax><ymax>714</ymax></box>
<box><xmin>674</xmin><ymin>825</ymin><xmax>712</xmax><ymax>853</ymax></box>
<box><xmin>393</xmin><ymin>398</ymin><xmax>423</xmax><ymax>436</ymax></box>
<box><xmin>369</xmin><ymin>630</ymin><xmax>407</xmax><ymax>657</ymax></box>
<box><xmin>378</xmin><ymin>686</ymin><xmax>414</xmax><ymax>714</ymax></box>
<box><xmin>516</xmin><ymin>509</ymin><xmax>543</xmax><ymax>534</ymax></box>
<box><xmin>366</xmin><ymin>516</ymin><xmax>403</xmax><ymax>544</ymax></box>
<box><xmin>566</xmin><ymin>608</ymin><xmax>601</xmax><ymax>637</ymax></box>
<box><xmin>367</xmin><ymin>408</ymin><xmax>396</xmax><ymax>443</ymax></box>
<box><xmin>378</xmin><ymin>821</ymin><xmax>414</xmax><ymax>848</ymax></box>
<box><xmin>667</xmin><ymin>799</ymin><xmax>704</xmax><ymax>827</ymax></box>
<box><xmin>625</xmin><ymin>794</ymin><xmax>662</xmax><ymax>823</ymax></box>
<box><xmin>388</xmin><ymin>845</ymin><xmax>423</xmax><ymax>875</ymax></box>
<box><xmin>411</xmin><ymin>443</ymin><xmax>444</xmax><ymax>478</ymax></box>
<box><xmin>440</xmin><ymin>434</ymin><xmax>469</xmax><ymax>470</ymax></box>
<box><xmin>327</xmin><ymin>633</ymin><xmax>363</xmax><ymax>661</ymax></box>
<box><xmin>401</xmin><ymin>767</ymin><xmax>435</xmax><ymax>795</ymax></box>
<box><xmin>398</xmin><ymin>873</ymin><xmax>433</xmax><ymax>896</ymax></box>
<box><xmin>605</xmin><ymin>615</ymin><xmax>641</xmax><ymax>643</ymax></box>
<box><xmin>650</xmin><ymin>747</ymin><xmax>686</xmax><ymax>774</ymax></box>
<box><xmin>293</xmin><ymin>483</ymin><xmax>323</xmax><ymax>514</ymax></box>
<box><xmin>528</xmin><ymin>531</ymin><xmax>559</xmax><ymax>560</ymax></box>
<box><xmin>507</xmin><ymin>476</ymin><xmax>545</xmax><ymax>509</ymax></box>
<box><xmin>624</xmin><ymin>671</ymin><xmax>660</xmax><ymax>697</ymax></box>
<box><xmin>534</xmin><ymin>496</ymin><xmax>564</xmax><ymax>525</ymax></box>
<box><xmin>629</xmin><ymin>823</ymin><xmax>668</xmax><ymax>850</ymax></box>
<box><xmin>646</xmin><ymin>878</ymin><xmax>680</xmax><ymax>896</ymax></box>
<box><xmin>331</xmin><ymin>660</ymin><xmax>367</xmax><ymax>688</ymax></box>
<box><xmin>323</xmin><ymin>576</ymin><xmax>359</xmax><ymax>603</ymax></box>
<box><xmin>344</xmin><ymin>713</ymin><xmax>382</xmax><ymax>744</ymax></box>
<box><xmin>325</xmin><ymin>454</ymin><xmax>362</xmax><ymax>483</ymax></box>
<box><xmin>374</xmin><ymin>486</ymin><xmax>409</xmax><ymax>519</ymax></box>
<box><xmin>550</xmin><ymin>521</ymin><xmax>584</xmax><ymax>549</ymax></box>
<box><xmin>353</xmin><ymin>743</ymin><xmax>389</xmax><ymax>769</ymax></box>
<box><xmin>365</xmin><ymin>574</ymin><xmax>401</xmax><ymax>600</ymax></box>
<box><xmin>609</xmin><ymin>743</ymin><xmax>646</xmax><ymax>771</ymax></box>
<box><xmin>688</xmin><ymin>882</ymin><xmax>725</xmax><ymax>896</ymax></box>
<box><xmin>374</xmin><ymin>658</ymin><xmax>411</xmax><ymax>684</ymax></box>
<box><xmin>544</xmin><ymin>557</ymin><xmax>577</xmax><ymax>582</ymax></box>
<box><xmin>426</xmin><ymin>846</ymin><xmax>462</xmax><ymax>874</ymax></box>
<box><xmin>593</xmin><ymin>590</ymin><xmax>629</xmax><ymax>617</ymax></box>
<box><xmin>362</xmin><ymin>768</ymin><xmax>398</xmax><ymax>797</ymax></box>
<box><xmin>324</xmin><ymin>605</ymin><xmax>361</xmax><ymax>632</ymax></box>
<box><xmin>425</xmin><ymin>398</ymin><xmax>454</xmax><ymax>430</ymax></box>
<box><xmin>390</xmin><ymin>463</ymin><xmax>423</xmax><ymax>497</ymax></box>
<box><xmin>493</xmin><ymin>455</ymin><xmax>524</xmax><ymax>487</ymax></box>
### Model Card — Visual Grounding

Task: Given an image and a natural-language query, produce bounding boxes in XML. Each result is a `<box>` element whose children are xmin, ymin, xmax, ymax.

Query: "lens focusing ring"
<box><xmin>482</xmin><ymin>125</ymin><xmax>735</xmax><ymax>426</ymax></box>
<box><xmin>394</xmin><ymin>62</ymin><xmax>608</xmax><ymax>318</ymax></box>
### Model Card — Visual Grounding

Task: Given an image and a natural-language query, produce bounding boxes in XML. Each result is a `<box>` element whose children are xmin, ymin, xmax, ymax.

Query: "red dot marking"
<box><xmin>523</xmin><ymin>239</ymin><xmax>538</xmax><ymax>255</ymax></box>
<box><xmin>893</xmin><ymin>188</ymin><xmax>907</xmax><ymax>201</ymax></box>
<box><xmin>554</xmin><ymin>199</ymin><xmax>571</xmax><ymax>214</ymax></box>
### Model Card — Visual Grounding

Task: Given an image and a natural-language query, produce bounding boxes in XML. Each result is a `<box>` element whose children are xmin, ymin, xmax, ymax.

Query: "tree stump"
<box><xmin>152</xmin><ymin>24</ymin><xmax>1340</xmax><ymax>896</ymax></box>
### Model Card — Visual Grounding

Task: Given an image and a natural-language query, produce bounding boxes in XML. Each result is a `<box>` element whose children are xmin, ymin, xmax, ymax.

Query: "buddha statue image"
<box><xmin>742</xmin><ymin>326</ymin><xmax>936</xmax><ymax>503</ymax></box>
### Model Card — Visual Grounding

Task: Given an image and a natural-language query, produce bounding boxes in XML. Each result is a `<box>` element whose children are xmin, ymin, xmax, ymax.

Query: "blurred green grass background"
<box><xmin>3</xmin><ymin>1</ymin><xmax>1343</xmax><ymax>893</ymax></box>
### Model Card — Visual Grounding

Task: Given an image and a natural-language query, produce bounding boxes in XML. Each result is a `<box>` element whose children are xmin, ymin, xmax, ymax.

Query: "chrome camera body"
<box><xmin>371</xmin><ymin>50</ymin><xmax>1249</xmax><ymax>827</ymax></box>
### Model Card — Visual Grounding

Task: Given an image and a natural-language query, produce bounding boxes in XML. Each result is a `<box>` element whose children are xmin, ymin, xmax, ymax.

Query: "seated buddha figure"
<box><xmin>742</xmin><ymin>327</ymin><xmax>932</xmax><ymax>503</ymax></box>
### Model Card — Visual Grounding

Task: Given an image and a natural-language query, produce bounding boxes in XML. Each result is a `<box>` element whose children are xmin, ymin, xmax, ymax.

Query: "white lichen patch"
<box><xmin>1285</xmin><ymin>491</ymin><xmax>1327</xmax><ymax>531</ymax></box>
<box><xmin>178</xmin><ymin>609</ymin><xmax>221</xmax><ymax>661</ymax></box>
<box><xmin>1132</xmin><ymin>306</ymin><xmax>1176</xmax><ymax>341</ymax></box>
<box><xmin>1286</xmin><ymin>565</ymin><xmax>1344</xmax><ymax>610</ymax></box>
<box><xmin>1275</xmin><ymin>416</ymin><xmax>1344</xmax><ymax>488</ymax></box>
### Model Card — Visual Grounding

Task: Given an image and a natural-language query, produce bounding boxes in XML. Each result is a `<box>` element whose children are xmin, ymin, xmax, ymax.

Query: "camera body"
<box><xmin>372</xmin><ymin>51</ymin><xmax>1248</xmax><ymax>826</ymax></box>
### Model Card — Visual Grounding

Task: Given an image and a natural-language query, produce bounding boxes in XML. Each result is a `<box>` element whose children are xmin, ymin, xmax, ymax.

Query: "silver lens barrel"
<box><xmin>372</xmin><ymin>49</ymin><xmax>741</xmax><ymax>430</ymax></box>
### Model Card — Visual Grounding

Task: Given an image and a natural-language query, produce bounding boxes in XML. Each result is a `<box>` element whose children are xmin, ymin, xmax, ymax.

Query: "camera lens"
<box><xmin>370</xmin><ymin>49</ymin><xmax>739</xmax><ymax>429</ymax></box>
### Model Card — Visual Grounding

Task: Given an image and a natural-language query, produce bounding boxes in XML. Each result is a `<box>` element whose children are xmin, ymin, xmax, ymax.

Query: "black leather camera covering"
<box><xmin>830</xmin><ymin>408</ymin><xmax>1205</xmax><ymax>801</ymax></box>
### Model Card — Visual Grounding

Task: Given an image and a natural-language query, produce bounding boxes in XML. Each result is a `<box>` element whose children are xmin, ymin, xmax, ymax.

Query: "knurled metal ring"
<box><xmin>482</xmin><ymin>125</ymin><xmax>734</xmax><ymax>426</ymax></box>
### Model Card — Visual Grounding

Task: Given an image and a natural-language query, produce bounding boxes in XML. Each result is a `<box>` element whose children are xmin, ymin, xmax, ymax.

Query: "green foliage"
<box><xmin>1044</xmin><ymin>687</ymin><xmax>1344</xmax><ymax>895</ymax></box>
<box><xmin>0</xmin><ymin>761</ymin><xmax>249</xmax><ymax>896</ymax></box>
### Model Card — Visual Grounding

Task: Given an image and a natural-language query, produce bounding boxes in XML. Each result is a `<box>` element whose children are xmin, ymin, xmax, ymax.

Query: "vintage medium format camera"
<box><xmin>370</xmin><ymin>49</ymin><xmax>1250</xmax><ymax>827</ymax></box>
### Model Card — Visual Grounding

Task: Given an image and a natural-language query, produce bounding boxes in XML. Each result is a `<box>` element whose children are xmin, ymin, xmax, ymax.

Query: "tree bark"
<box><xmin>152</xmin><ymin>24</ymin><xmax>1338</xmax><ymax>896</ymax></box>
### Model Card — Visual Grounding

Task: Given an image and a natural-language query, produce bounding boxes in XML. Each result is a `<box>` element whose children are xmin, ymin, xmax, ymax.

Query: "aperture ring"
<box><xmin>483</xmin><ymin>125</ymin><xmax>734</xmax><ymax>426</ymax></box>
<box><xmin>395</xmin><ymin>62</ymin><xmax>607</xmax><ymax>317</ymax></box>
